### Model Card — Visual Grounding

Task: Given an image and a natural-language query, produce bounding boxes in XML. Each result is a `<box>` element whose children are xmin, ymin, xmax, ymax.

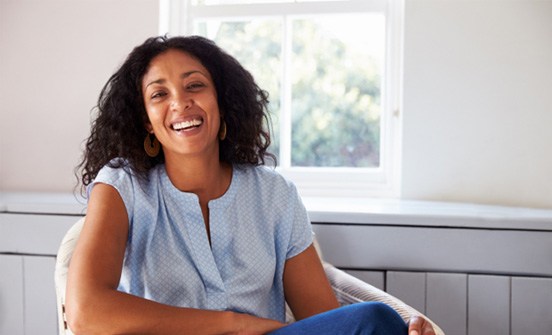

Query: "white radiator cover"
<box><xmin>1</xmin><ymin>193</ymin><xmax>552</xmax><ymax>334</ymax></box>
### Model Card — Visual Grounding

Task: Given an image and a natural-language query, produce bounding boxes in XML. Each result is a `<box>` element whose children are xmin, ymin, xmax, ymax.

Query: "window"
<box><xmin>160</xmin><ymin>0</ymin><xmax>403</xmax><ymax>197</ymax></box>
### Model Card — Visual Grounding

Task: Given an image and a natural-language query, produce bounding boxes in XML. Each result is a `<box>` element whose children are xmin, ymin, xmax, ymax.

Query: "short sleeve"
<box><xmin>285</xmin><ymin>184</ymin><xmax>314</xmax><ymax>260</ymax></box>
<box><xmin>87</xmin><ymin>163</ymin><xmax>135</xmax><ymax>222</ymax></box>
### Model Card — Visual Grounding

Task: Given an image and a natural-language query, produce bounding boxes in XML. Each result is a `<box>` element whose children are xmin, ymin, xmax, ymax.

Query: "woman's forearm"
<box><xmin>66</xmin><ymin>288</ymin><xmax>230</xmax><ymax>334</ymax></box>
<box><xmin>66</xmin><ymin>287</ymin><xmax>283</xmax><ymax>335</ymax></box>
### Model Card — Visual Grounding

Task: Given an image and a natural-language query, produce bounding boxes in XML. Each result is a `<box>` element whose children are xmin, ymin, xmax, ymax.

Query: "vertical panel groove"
<box><xmin>509</xmin><ymin>277</ymin><xmax>512</xmax><ymax>335</ymax></box>
<box><xmin>424</xmin><ymin>272</ymin><xmax>427</xmax><ymax>314</ymax></box>
<box><xmin>21</xmin><ymin>257</ymin><xmax>26</xmax><ymax>335</ymax></box>
<box><xmin>466</xmin><ymin>275</ymin><xmax>469</xmax><ymax>335</ymax></box>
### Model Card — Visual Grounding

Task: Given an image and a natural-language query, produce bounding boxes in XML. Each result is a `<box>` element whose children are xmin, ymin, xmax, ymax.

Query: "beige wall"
<box><xmin>0</xmin><ymin>0</ymin><xmax>159</xmax><ymax>192</ymax></box>
<box><xmin>401</xmin><ymin>0</ymin><xmax>552</xmax><ymax>209</ymax></box>
<box><xmin>1</xmin><ymin>0</ymin><xmax>551</xmax><ymax>209</ymax></box>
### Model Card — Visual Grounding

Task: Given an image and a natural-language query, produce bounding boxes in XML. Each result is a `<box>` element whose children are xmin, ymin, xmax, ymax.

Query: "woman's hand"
<box><xmin>408</xmin><ymin>315</ymin><xmax>436</xmax><ymax>335</ymax></box>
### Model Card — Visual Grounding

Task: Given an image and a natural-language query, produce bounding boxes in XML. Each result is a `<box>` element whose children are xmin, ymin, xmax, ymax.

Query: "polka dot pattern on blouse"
<box><xmin>90</xmin><ymin>162</ymin><xmax>313</xmax><ymax>322</ymax></box>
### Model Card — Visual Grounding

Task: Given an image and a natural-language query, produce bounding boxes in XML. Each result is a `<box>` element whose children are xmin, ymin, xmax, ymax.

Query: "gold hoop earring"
<box><xmin>219</xmin><ymin>119</ymin><xmax>227</xmax><ymax>141</ymax></box>
<box><xmin>144</xmin><ymin>133</ymin><xmax>160</xmax><ymax>157</ymax></box>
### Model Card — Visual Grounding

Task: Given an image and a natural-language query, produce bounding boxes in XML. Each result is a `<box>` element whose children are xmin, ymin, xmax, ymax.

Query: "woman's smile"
<box><xmin>171</xmin><ymin>117</ymin><xmax>204</xmax><ymax>132</ymax></box>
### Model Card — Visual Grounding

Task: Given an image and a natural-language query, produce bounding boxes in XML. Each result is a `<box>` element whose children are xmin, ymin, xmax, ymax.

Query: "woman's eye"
<box><xmin>187</xmin><ymin>82</ymin><xmax>205</xmax><ymax>90</ymax></box>
<box><xmin>151</xmin><ymin>91</ymin><xmax>166</xmax><ymax>99</ymax></box>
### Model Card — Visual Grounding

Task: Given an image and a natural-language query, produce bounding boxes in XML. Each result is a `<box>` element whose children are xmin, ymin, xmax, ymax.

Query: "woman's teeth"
<box><xmin>172</xmin><ymin>119</ymin><xmax>203</xmax><ymax>131</ymax></box>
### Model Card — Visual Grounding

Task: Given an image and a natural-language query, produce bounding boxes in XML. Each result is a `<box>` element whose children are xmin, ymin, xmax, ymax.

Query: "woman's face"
<box><xmin>142</xmin><ymin>49</ymin><xmax>221</xmax><ymax>161</ymax></box>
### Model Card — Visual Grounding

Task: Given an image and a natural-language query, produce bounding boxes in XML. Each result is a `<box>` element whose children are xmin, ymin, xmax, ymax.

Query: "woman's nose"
<box><xmin>170</xmin><ymin>94</ymin><xmax>192</xmax><ymax>111</ymax></box>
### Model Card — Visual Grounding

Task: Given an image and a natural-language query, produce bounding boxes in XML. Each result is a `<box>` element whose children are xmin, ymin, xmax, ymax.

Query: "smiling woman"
<box><xmin>66</xmin><ymin>35</ymin><xmax>428</xmax><ymax>334</ymax></box>
<box><xmin>78</xmin><ymin>36</ymin><xmax>274</xmax><ymax>187</ymax></box>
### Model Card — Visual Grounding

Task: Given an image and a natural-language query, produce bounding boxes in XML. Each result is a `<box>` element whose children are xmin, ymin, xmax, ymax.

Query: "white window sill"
<box><xmin>303</xmin><ymin>197</ymin><xmax>552</xmax><ymax>231</ymax></box>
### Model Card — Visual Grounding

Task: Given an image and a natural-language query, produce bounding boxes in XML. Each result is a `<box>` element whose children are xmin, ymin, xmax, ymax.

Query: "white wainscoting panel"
<box><xmin>0</xmin><ymin>213</ymin><xmax>78</xmax><ymax>255</ymax></box>
<box><xmin>426</xmin><ymin>273</ymin><xmax>467</xmax><ymax>335</ymax></box>
<box><xmin>0</xmin><ymin>255</ymin><xmax>24</xmax><ymax>334</ymax></box>
<box><xmin>511</xmin><ymin>277</ymin><xmax>552</xmax><ymax>335</ymax></box>
<box><xmin>386</xmin><ymin>271</ymin><xmax>426</xmax><ymax>314</ymax></box>
<box><xmin>24</xmin><ymin>256</ymin><xmax>57</xmax><ymax>335</ymax></box>
<box><xmin>468</xmin><ymin>274</ymin><xmax>510</xmax><ymax>335</ymax></box>
<box><xmin>343</xmin><ymin>270</ymin><xmax>385</xmax><ymax>291</ymax></box>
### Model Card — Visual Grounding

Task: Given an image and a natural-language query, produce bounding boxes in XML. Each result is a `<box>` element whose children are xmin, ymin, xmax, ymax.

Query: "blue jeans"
<box><xmin>268</xmin><ymin>302</ymin><xmax>408</xmax><ymax>335</ymax></box>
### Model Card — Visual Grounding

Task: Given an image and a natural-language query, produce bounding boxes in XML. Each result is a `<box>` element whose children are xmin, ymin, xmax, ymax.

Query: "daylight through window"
<box><xmin>160</xmin><ymin>0</ymin><xmax>403</xmax><ymax>197</ymax></box>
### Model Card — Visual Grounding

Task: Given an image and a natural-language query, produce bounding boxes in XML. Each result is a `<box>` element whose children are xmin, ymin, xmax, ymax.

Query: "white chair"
<box><xmin>55</xmin><ymin>217</ymin><xmax>444</xmax><ymax>334</ymax></box>
<box><xmin>55</xmin><ymin>218</ymin><xmax>84</xmax><ymax>334</ymax></box>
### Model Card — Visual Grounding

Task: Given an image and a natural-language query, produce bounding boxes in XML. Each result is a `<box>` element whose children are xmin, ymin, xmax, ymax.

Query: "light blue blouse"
<box><xmin>90</xmin><ymin>162</ymin><xmax>313</xmax><ymax>322</ymax></box>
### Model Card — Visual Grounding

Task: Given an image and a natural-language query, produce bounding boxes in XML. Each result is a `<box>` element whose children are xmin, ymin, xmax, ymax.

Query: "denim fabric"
<box><xmin>269</xmin><ymin>302</ymin><xmax>408</xmax><ymax>335</ymax></box>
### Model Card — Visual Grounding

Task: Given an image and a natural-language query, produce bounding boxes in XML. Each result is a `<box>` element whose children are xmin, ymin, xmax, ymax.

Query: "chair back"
<box><xmin>54</xmin><ymin>217</ymin><xmax>85</xmax><ymax>335</ymax></box>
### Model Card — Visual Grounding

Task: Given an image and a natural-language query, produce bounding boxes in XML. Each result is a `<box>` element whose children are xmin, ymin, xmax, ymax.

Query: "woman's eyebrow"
<box><xmin>145</xmin><ymin>70</ymin><xmax>207</xmax><ymax>89</ymax></box>
<box><xmin>181</xmin><ymin>70</ymin><xmax>208</xmax><ymax>80</ymax></box>
<box><xmin>145</xmin><ymin>78</ymin><xmax>165</xmax><ymax>89</ymax></box>
<box><xmin>181</xmin><ymin>70</ymin><xmax>199</xmax><ymax>78</ymax></box>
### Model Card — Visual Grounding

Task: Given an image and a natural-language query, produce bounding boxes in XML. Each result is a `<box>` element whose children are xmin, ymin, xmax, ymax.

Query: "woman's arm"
<box><xmin>282</xmin><ymin>244</ymin><xmax>340</xmax><ymax>320</ymax></box>
<box><xmin>65</xmin><ymin>183</ymin><xmax>284</xmax><ymax>335</ymax></box>
<box><xmin>284</xmin><ymin>245</ymin><xmax>437</xmax><ymax>335</ymax></box>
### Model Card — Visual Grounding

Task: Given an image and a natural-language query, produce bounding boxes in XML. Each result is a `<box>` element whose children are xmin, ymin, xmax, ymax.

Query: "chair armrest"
<box><xmin>323</xmin><ymin>262</ymin><xmax>445</xmax><ymax>335</ymax></box>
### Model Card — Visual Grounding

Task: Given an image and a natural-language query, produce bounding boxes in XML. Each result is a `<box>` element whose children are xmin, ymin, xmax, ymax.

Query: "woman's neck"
<box><xmin>164</xmin><ymin>153</ymin><xmax>232</xmax><ymax>204</ymax></box>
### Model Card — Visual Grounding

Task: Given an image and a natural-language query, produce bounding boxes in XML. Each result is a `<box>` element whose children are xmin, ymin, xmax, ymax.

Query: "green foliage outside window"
<box><xmin>196</xmin><ymin>16</ymin><xmax>381</xmax><ymax>167</ymax></box>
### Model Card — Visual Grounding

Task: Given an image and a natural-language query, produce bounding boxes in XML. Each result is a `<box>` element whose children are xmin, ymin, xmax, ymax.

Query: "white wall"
<box><xmin>0</xmin><ymin>0</ymin><xmax>159</xmax><ymax>192</ymax></box>
<box><xmin>1</xmin><ymin>0</ymin><xmax>551</xmax><ymax>209</ymax></box>
<box><xmin>402</xmin><ymin>0</ymin><xmax>552</xmax><ymax>209</ymax></box>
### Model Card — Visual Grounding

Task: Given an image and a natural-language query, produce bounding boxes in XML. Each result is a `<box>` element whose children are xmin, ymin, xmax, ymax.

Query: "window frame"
<box><xmin>159</xmin><ymin>0</ymin><xmax>404</xmax><ymax>198</ymax></box>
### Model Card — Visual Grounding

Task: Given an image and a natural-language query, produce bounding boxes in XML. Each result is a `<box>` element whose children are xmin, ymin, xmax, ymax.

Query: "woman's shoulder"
<box><xmin>90</xmin><ymin>160</ymin><xmax>164</xmax><ymax>221</ymax></box>
<box><xmin>94</xmin><ymin>159</ymin><xmax>162</xmax><ymax>189</ymax></box>
<box><xmin>95</xmin><ymin>158</ymin><xmax>134</xmax><ymax>180</ymax></box>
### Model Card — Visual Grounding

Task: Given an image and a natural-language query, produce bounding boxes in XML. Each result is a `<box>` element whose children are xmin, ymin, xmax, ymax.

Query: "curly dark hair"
<box><xmin>78</xmin><ymin>35</ymin><xmax>275</xmax><ymax>187</ymax></box>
